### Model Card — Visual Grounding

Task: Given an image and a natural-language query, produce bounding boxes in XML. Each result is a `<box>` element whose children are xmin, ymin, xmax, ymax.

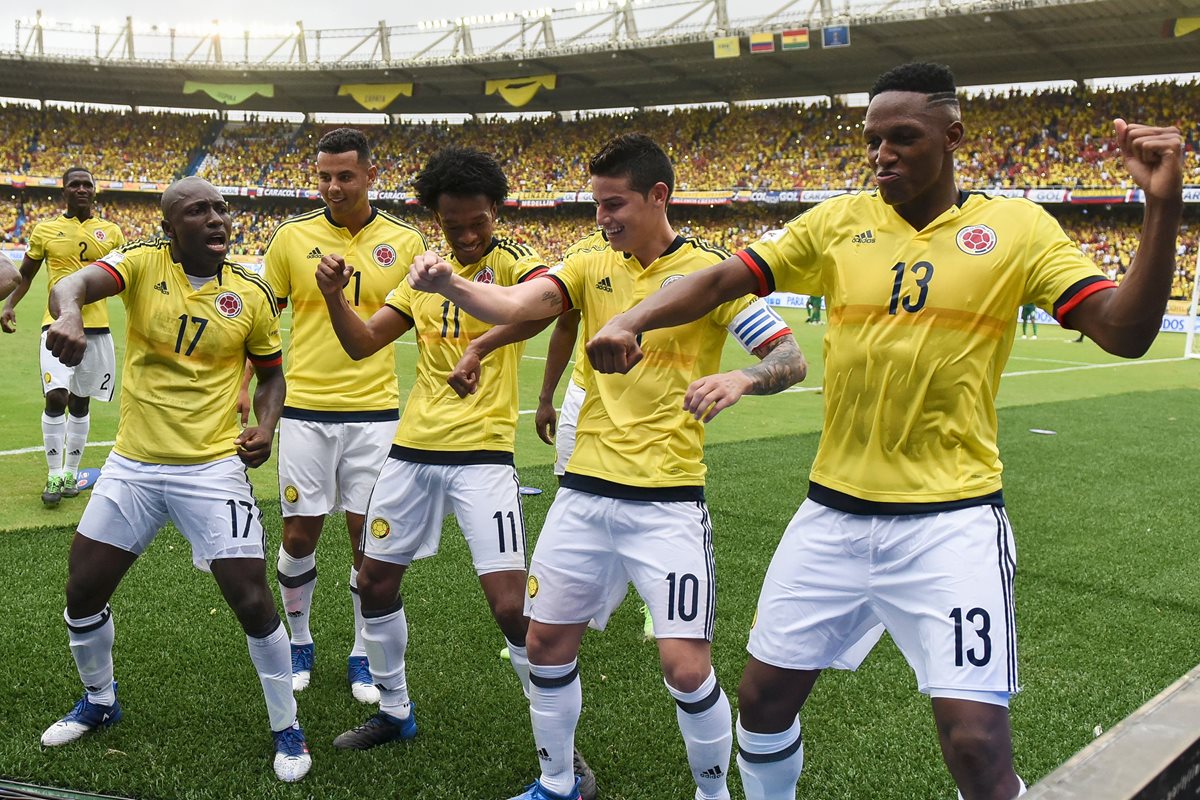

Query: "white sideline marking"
<box><xmin>0</xmin><ymin>358</ymin><xmax>1189</xmax><ymax>457</ymax></box>
<box><xmin>1008</xmin><ymin>356</ymin><xmax>1092</xmax><ymax>366</ymax></box>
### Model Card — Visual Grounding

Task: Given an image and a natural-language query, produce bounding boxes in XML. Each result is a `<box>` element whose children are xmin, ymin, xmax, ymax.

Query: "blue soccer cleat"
<box><xmin>332</xmin><ymin>707</ymin><xmax>417</xmax><ymax>749</ymax></box>
<box><xmin>290</xmin><ymin>642</ymin><xmax>314</xmax><ymax>692</ymax></box>
<box><xmin>272</xmin><ymin>719</ymin><xmax>312</xmax><ymax>782</ymax></box>
<box><xmin>41</xmin><ymin>683</ymin><xmax>122</xmax><ymax>746</ymax></box>
<box><xmin>347</xmin><ymin>655</ymin><xmax>380</xmax><ymax>704</ymax></box>
<box><xmin>507</xmin><ymin>778</ymin><xmax>582</xmax><ymax>800</ymax></box>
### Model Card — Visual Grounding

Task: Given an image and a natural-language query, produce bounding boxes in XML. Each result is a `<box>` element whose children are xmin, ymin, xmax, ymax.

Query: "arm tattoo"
<box><xmin>742</xmin><ymin>335</ymin><xmax>806</xmax><ymax>395</ymax></box>
<box><xmin>540</xmin><ymin>290</ymin><xmax>560</xmax><ymax>308</ymax></box>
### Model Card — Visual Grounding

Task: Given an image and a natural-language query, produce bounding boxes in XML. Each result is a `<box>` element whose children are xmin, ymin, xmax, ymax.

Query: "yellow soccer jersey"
<box><xmin>546</xmin><ymin>232</ymin><xmax>791</xmax><ymax>496</ymax></box>
<box><xmin>384</xmin><ymin>237</ymin><xmax>548</xmax><ymax>458</ymax></box>
<box><xmin>95</xmin><ymin>240</ymin><xmax>282</xmax><ymax>465</ymax></box>
<box><xmin>263</xmin><ymin>208</ymin><xmax>427</xmax><ymax>419</ymax></box>
<box><xmin>739</xmin><ymin>191</ymin><xmax>1116</xmax><ymax>511</ymax></box>
<box><xmin>27</xmin><ymin>214</ymin><xmax>125</xmax><ymax>330</ymax></box>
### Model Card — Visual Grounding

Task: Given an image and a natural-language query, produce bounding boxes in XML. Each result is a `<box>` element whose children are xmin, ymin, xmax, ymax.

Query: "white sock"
<box><xmin>349</xmin><ymin>566</ymin><xmax>367</xmax><ymax>658</ymax></box>
<box><xmin>957</xmin><ymin>776</ymin><xmax>1026</xmax><ymax>800</ymax></box>
<box><xmin>362</xmin><ymin>600</ymin><xmax>412</xmax><ymax>718</ymax></box>
<box><xmin>667</xmin><ymin>670</ymin><xmax>732</xmax><ymax>800</ymax></box>
<box><xmin>529</xmin><ymin>660</ymin><xmax>581</xmax><ymax>797</ymax></box>
<box><xmin>65</xmin><ymin>607</ymin><xmax>116</xmax><ymax>706</ymax></box>
<box><xmin>276</xmin><ymin>545</ymin><xmax>316</xmax><ymax>645</ymax></box>
<box><xmin>506</xmin><ymin>638</ymin><xmax>531</xmax><ymax>699</ymax></box>
<box><xmin>64</xmin><ymin>413</ymin><xmax>89</xmax><ymax>474</ymax></box>
<box><xmin>42</xmin><ymin>412</ymin><xmax>65</xmax><ymax>476</ymax></box>
<box><xmin>736</xmin><ymin>715</ymin><xmax>803</xmax><ymax>800</ymax></box>
<box><xmin>245</xmin><ymin>618</ymin><xmax>296</xmax><ymax>732</ymax></box>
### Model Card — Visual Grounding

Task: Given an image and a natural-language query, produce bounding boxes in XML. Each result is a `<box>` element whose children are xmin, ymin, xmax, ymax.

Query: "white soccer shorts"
<box><xmin>553</xmin><ymin>381</ymin><xmax>586</xmax><ymax>477</ymax></box>
<box><xmin>78</xmin><ymin>452</ymin><xmax>266</xmax><ymax>571</ymax></box>
<box><xmin>40</xmin><ymin>330</ymin><xmax>116</xmax><ymax>401</ymax></box>
<box><xmin>526</xmin><ymin>487</ymin><xmax>716</xmax><ymax>640</ymax></box>
<box><xmin>278</xmin><ymin>417</ymin><xmax>397</xmax><ymax>517</ymax></box>
<box><xmin>747</xmin><ymin>498</ymin><xmax>1019</xmax><ymax>696</ymax></box>
<box><xmin>361</xmin><ymin>457</ymin><xmax>527</xmax><ymax>575</ymax></box>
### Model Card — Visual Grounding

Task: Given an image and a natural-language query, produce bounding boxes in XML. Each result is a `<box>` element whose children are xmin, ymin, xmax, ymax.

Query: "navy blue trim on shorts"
<box><xmin>992</xmin><ymin>507</ymin><xmax>1018</xmax><ymax>693</ymax></box>
<box><xmin>43</xmin><ymin>325</ymin><xmax>111</xmax><ymax>335</ymax></box>
<box><xmin>738</xmin><ymin>731</ymin><xmax>803</xmax><ymax>764</ymax></box>
<box><xmin>675</xmin><ymin>680</ymin><xmax>722</xmax><ymax>714</ymax></box>
<box><xmin>389</xmin><ymin>445</ymin><xmax>514</xmax><ymax>466</ymax></box>
<box><xmin>560</xmin><ymin>472</ymin><xmax>705</xmax><ymax>502</ymax></box>
<box><xmin>530</xmin><ymin>663</ymin><xmax>580</xmax><ymax>689</ymax></box>
<box><xmin>282</xmin><ymin>406</ymin><xmax>400</xmax><ymax>423</ymax></box>
<box><xmin>807</xmin><ymin>482</ymin><xmax>1004</xmax><ymax>517</ymax></box>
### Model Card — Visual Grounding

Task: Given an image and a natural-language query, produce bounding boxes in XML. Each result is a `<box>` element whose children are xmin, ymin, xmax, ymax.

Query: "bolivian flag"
<box><xmin>781</xmin><ymin>28</ymin><xmax>810</xmax><ymax>50</ymax></box>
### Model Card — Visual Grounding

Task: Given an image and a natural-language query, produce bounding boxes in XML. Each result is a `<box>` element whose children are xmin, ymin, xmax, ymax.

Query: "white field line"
<box><xmin>1007</xmin><ymin>355</ymin><xmax>1092</xmax><ymax>366</ymax></box>
<box><xmin>1</xmin><ymin>357</ymin><xmax>1189</xmax><ymax>457</ymax></box>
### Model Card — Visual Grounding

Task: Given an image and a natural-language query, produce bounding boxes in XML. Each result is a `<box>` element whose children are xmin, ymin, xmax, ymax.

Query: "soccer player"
<box><xmin>585</xmin><ymin>64</ymin><xmax>1184</xmax><ymax>800</ymax></box>
<box><xmin>409</xmin><ymin>133</ymin><xmax>806</xmax><ymax>800</ymax></box>
<box><xmin>39</xmin><ymin>177</ymin><xmax>311</xmax><ymax>782</ymax></box>
<box><xmin>315</xmin><ymin>148</ymin><xmax>597</xmax><ymax>785</ymax></box>
<box><xmin>1019</xmin><ymin>302</ymin><xmax>1037</xmax><ymax>338</ymax></box>
<box><xmin>0</xmin><ymin>251</ymin><xmax>19</xmax><ymax>298</ymax></box>
<box><xmin>260</xmin><ymin>127</ymin><xmax>427</xmax><ymax>702</ymax></box>
<box><xmin>2</xmin><ymin>168</ymin><xmax>125</xmax><ymax>506</ymax></box>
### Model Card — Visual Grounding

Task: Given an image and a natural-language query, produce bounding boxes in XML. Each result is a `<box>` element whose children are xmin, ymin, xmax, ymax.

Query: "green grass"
<box><xmin>2</xmin><ymin>273</ymin><xmax>1200</xmax><ymax>798</ymax></box>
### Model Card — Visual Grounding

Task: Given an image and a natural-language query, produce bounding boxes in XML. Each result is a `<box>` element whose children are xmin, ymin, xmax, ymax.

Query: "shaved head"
<box><xmin>161</xmin><ymin>176</ymin><xmax>219</xmax><ymax>217</ymax></box>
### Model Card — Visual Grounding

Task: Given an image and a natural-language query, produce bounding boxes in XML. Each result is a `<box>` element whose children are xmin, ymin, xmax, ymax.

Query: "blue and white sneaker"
<box><xmin>507</xmin><ymin>778</ymin><xmax>582</xmax><ymax>800</ymax></box>
<box><xmin>332</xmin><ymin>708</ymin><xmax>417</xmax><ymax>749</ymax></box>
<box><xmin>272</xmin><ymin>719</ymin><xmax>311</xmax><ymax>782</ymax></box>
<box><xmin>290</xmin><ymin>643</ymin><xmax>314</xmax><ymax>692</ymax></box>
<box><xmin>347</xmin><ymin>656</ymin><xmax>380</xmax><ymax>704</ymax></box>
<box><xmin>41</xmin><ymin>683</ymin><xmax>122</xmax><ymax>746</ymax></box>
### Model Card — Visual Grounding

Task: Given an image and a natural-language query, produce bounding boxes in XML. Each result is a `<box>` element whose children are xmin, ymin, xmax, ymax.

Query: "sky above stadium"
<box><xmin>25</xmin><ymin>0</ymin><xmax>791</xmax><ymax>31</ymax></box>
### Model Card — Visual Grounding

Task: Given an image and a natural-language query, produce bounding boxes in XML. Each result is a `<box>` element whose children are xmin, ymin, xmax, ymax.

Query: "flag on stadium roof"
<box><xmin>712</xmin><ymin>36</ymin><xmax>740</xmax><ymax>59</ymax></box>
<box><xmin>182</xmin><ymin>81</ymin><xmax>274</xmax><ymax>106</ymax></box>
<box><xmin>338</xmin><ymin>83</ymin><xmax>413</xmax><ymax>111</ymax></box>
<box><xmin>484</xmin><ymin>74</ymin><xmax>556</xmax><ymax>108</ymax></box>
<box><xmin>781</xmin><ymin>28</ymin><xmax>809</xmax><ymax>50</ymax></box>
<box><xmin>1162</xmin><ymin>16</ymin><xmax>1200</xmax><ymax>37</ymax></box>
<box><xmin>821</xmin><ymin>25</ymin><xmax>851</xmax><ymax>48</ymax></box>
<box><xmin>750</xmin><ymin>33</ymin><xmax>775</xmax><ymax>53</ymax></box>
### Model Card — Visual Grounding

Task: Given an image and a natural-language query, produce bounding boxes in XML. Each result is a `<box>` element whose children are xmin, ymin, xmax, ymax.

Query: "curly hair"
<box><xmin>413</xmin><ymin>146</ymin><xmax>509</xmax><ymax>210</ymax></box>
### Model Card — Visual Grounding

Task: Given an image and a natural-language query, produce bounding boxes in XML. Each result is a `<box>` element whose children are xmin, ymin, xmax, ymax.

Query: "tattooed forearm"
<box><xmin>541</xmin><ymin>290</ymin><xmax>561</xmax><ymax>308</ymax></box>
<box><xmin>741</xmin><ymin>335</ymin><xmax>807</xmax><ymax>395</ymax></box>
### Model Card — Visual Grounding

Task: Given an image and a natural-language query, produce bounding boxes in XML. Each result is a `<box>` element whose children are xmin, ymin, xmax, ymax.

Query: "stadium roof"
<box><xmin>2</xmin><ymin>0</ymin><xmax>1198</xmax><ymax>114</ymax></box>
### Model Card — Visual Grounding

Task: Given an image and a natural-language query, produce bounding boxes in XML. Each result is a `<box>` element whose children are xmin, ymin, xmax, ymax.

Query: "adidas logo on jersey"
<box><xmin>700</xmin><ymin>766</ymin><xmax>724</xmax><ymax>780</ymax></box>
<box><xmin>307</xmin><ymin>247</ymin><xmax>323</xmax><ymax>259</ymax></box>
<box><xmin>537</xmin><ymin>747</ymin><xmax>552</xmax><ymax>761</ymax></box>
<box><xmin>153</xmin><ymin>281</ymin><xmax>169</xmax><ymax>295</ymax></box>
<box><xmin>852</xmin><ymin>229</ymin><xmax>876</xmax><ymax>244</ymax></box>
<box><xmin>595</xmin><ymin>276</ymin><xmax>613</xmax><ymax>293</ymax></box>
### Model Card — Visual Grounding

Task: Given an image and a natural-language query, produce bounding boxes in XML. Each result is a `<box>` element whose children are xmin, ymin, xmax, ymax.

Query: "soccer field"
<box><xmin>1</xmin><ymin>277</ymin><xmax>1198</xmax><ymax>799</ymax></box>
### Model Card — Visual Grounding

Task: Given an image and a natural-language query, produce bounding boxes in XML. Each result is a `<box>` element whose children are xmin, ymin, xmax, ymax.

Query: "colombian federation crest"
<box><xmin>283</xmin><ymin>485</ymin><xmax>299</xmax><ymax>503</ymax></box>
<box><xmin>956</xmin><ymin>224</ymin><xmax>997</xmax><ymax>255</ymax></box>
<box><xmin>373</xmin><ymin>244</ymin><xmax>397</xmax><ymax>267</ymax></box>
<box><xmin>526</xmin><ymin>575</ymin><xmax>539</xmax><ymax>598</ymax></box>
<box><xmin>370</xmin><ymin>518</ymin><xmax>391</xmax><ymax>539</ymax></box>
<box><xmin>215</xmin><ymin>291</ymin><xmax>243</xmax><ymax>318</ymax></box>
<box><xmin>474</xmin><ymin>266</ymin><xmax>495</xmax><ymax>284</ymax></box>
<box><xmin>93</xmin><ymin>229</ymin><xmax>107</xmax><ymax>241</ymax></box>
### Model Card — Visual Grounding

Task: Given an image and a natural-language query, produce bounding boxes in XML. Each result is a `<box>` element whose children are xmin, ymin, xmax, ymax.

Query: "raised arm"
<box><xmin>45</xmin><ymin>264</ymin><xmax>122</xmax><ymax>366</ymax></box>
<box><xmin>1</xmin><ymin>253</ymin><xmax>44</xmax><ymax>333</ymax></box>
<box><xmin>447</xmin><ymin>315</ymin><xmax>559</xmax><ymax>398</ymax></box>
<box><xmin>587</xmin><ymin>256</ymin><xmax>759</xmax><ymax>374</ymax></box>
<box><xmin>0</xmin><ymin>251</ymin><xmax>20</xmax><ymax>301</ymax></box>
<box><xmin>235</xmin><ymin>362</ymin><xmax>286</xmax><ymax>468</ymax></box>
<box><xmin>409</xmin><ymin>251</ymin><xmax>564</xmax><ymax>325</ymax></box>
<box><xmin>317</xmin><ymin>254</ymin><xmax>411</xmax><ymax>359</ymax></box>
<box><xmin>1066</xmin><ymin>120</ymin><xmax>1184</xmax><ymax>357</ymax></box>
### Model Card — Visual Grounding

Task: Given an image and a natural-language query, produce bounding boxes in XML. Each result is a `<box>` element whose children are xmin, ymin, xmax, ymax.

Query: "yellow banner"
<box><xmin>485</xmin><ymin>74</ymin><xmax>556</xmax><ymax>108</ymax></box>
<box><xmin>183</xmin><ymin>81</ymin><xmax>274</xmax><ymax>106</ymax></box>
<box><xmin>1166</xmin><ymin>16</ymin><xmax>1200</xmax><ymax>36</ymax></box>
<box><xmin>713</xmin><ymin>36</ymin><xmax>740</xmax><ymax>59</ymax></box>
<box><xmin>337</xmin><ymin>83</ymin><xmax>414</xmax><ymax>111</ymax></box>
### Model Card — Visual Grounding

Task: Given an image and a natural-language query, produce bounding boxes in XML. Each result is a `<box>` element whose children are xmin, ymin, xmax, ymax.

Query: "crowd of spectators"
<box><xmin>3</xmin><ymin>192</ymin><xmax>1196</xmax><ymax>300</ymax></box>
<box><xmin>2</xmin><ymin>82</ymin><xmax>1197</xmax><ymax>192</ymax></box>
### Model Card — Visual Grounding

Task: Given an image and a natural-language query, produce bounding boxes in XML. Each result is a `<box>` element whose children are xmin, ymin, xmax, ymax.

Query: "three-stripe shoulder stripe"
<box><xmin>229</xmin><ymin>263</ymin><xmax>280</xmax><ymax>315</ymax></box>
<box><xmin>685</xmin><ymin>237</ymin><xmax>731</xmax><ymax>260</ymax></box>
<box><xmin>262</xmin><ymin>208</ymin><xmax>326</xmax><ymax>251</ymax></box>
<box><xmin>117</xmin><ymin>238</ymin><xmax>171</xmax><ymax>255</ymax></box>
<box><xmin>496</xmin><ymin>239</ymin><xmax>535</xmax><ymax>261</ymax></box>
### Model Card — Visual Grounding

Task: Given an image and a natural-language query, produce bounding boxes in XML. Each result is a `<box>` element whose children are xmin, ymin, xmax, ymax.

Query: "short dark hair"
<box><xmin>413</xmin><ymin>146</ymin><xmax>509</xmax><ymax>210</ymax></box>
<box><xmin>588</xmin><ymin>133</ymin><xmax>674</xmax><ymax>198</ymax></box>
<box><xmin>869</xmin><ymin>62</ymin><xmax>957</xmax><ymax>100</ymax></box>
<box><xmin>317</xmin><ymin>127</ymin><xmax>371</xmax><ymax>163</ymax></box>
<box><xmin>62</xmin><ymin>167</ymin><xmax>93</xmax><ymax>186</ymax></box>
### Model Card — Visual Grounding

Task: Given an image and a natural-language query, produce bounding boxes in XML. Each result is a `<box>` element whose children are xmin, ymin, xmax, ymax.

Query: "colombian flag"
<box><xmin>781</xmin><ymin>28</ymin><xmax>809</xmax><ymax>50</ymax></box>
<box><xmin>750</xmin><ymin>32</ymin><xmax>775</xmax><ymax>53</ymax></box>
